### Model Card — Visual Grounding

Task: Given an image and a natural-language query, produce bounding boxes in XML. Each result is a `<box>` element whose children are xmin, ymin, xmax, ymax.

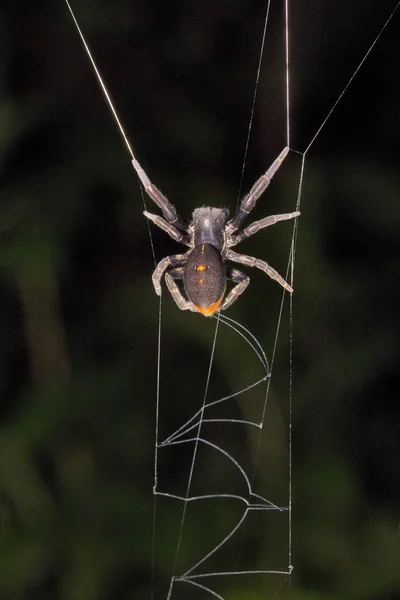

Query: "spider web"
<box><xmin>61</xmin><ymin>1</ymin><xmax>400</xmax><ymax>599</ymax></box>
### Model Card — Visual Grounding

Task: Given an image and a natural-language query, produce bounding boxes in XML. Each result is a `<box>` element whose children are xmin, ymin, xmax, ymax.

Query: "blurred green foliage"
<box><xmin>0</xmin><ymin>0</ymin><xmax>399</xmax><ymax>599</ymax></box>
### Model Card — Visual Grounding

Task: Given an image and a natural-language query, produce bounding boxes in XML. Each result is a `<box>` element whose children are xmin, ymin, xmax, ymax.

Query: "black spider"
<box><xmin>134</xmin><ymin>146</ymin><xmax>300</xmax><ymax>316</ymax></box>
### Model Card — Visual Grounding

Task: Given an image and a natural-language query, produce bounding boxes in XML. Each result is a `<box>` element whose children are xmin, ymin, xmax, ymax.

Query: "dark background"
<box><xmin>0</xmin><ymin>0</ymin><xmax>399</xmax><ymax>599</ymax></box>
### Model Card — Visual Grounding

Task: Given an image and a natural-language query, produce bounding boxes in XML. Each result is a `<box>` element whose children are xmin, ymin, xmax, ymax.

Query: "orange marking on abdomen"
<box><xmin>194</xmin><ymin>295</ymin><xmax>223</xmax><ymax>316</ymax></box>
<box><xmin>196</xmin><ymin>264</ymin><xmax>206</xmax><ymax>271</ymax></box>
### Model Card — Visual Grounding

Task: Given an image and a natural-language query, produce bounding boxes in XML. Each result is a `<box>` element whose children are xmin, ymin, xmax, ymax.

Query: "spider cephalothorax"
<box><xmin>135</xmin><ymin>146</ymin><xmax>299</xmax><ymax>316</ymax></box>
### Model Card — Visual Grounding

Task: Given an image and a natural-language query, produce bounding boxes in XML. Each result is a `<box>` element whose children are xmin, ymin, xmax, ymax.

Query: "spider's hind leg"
<box><xmin>221</xmin><ymin>268</ymin><xmax>250</xmax><ymax>311</ymax></box>
<box><xmin>165</xmin><ymin>268</ymin><xmax>197</xmax><ymax>312</ymax></box>
<box><xmin>152</xmin><ymin>253</ymin><xmax>189</xmax><ymax>296</ymax></box>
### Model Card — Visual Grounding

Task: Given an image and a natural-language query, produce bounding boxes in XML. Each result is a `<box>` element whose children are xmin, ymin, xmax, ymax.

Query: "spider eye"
<box><xmin>184</xmin><ymin>244</ymin><xmax>226</xmax><ymax>314</ymax></box>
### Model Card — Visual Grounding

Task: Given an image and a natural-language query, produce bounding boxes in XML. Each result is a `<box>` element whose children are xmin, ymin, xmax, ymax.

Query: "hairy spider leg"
<box><xmin>226</xmin><ymin>146</ymin><xmax>289</xmax><ymax>233</ymax></box>
<box><xmin>228</xmin><ymin>211</ymin><xmax>300</xmax><ymax>247</ymax></box>
<box><xmin>221</xmin><ymin>269</ymin><xmax>250</xmax><ymax>311</ymax></box>
<box><xmin>152</xmin><ymin>253</ymin><xmax>190</xmax><ymax>296</ymax></box>
<box><xmin>226</xmin><ymin>249</ymin><xmax>293</xmax><ymax>293</ymax></box>
<box><xmin>165</xmin><ymin>268</ymin><xmax>197</xmax><ymax>312</ymax></box>
<box><xmin>132</xmin><ymin>157</ymin><xmax>188</xmax><ymax>230</ymax></box>
<box><xmin>143</xmin><ymin>211</ymin><xmax>191</xmax><ymax>244</ymax></box>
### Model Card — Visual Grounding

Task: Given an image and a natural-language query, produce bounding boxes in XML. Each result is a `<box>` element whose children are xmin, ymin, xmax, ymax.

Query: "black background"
<box><xmin>0</xmin><ymin>1</ymin><xmax>399</xmax><ymax>599</ymax></box>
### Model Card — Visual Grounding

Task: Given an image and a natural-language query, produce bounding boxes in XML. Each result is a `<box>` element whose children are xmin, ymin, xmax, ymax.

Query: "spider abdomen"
<box><xmin>184</xmin><ymin>244</ymin><xmax>226</xmax><ymax>316</ymax></box>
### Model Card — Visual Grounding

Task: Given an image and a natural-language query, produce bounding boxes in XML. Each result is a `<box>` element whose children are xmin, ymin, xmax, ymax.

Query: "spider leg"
<box><xmin>152</xmin><ymin>252</ymin><xmax>190</xmax><ymax>296</ymax></box>
<box><xmin>221</xmin><ymin>268</ymin><xmax>250</xmax><ymax>311</ymax></box>
<box><xmin>226</xmin><ymin>249</ymin><xmax>293</xmax><ymax>293</ymax></box>
<box><xmin>165</xmin><ymin>268</ymin><xmax>197</xmax><ymax>312</ymax></box>
<box><xmin>144</xmin><ymin>211</ymin><xmax>191</xmax><ymax>245</ymax></box>
<box><xmin>228</xmin><ymin>211</ymin><xmax>300</xmax><ymax>247</ymax></box>
<box><xmin>226</xmin><ymin>146</ymin><xmax>289</xmax><ymax>234</ymax></box>
<box><xmin>132</xmin><ymin>157</ymin><xmax>189</xmax><ymax>230</ymax></box>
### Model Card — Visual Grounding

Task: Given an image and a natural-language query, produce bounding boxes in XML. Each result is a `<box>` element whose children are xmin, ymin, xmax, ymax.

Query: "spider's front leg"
<box><xmin>226</xmin><ymin>249</ymin><xmax>293</xmax><ymax>293</ymax></box>
<box><xmin>226</xmin><ymin>146</ymin><xmax>289</xmax><ymax>234</ymax></box>
<box><xmin>227</xmin><ymin>210</ymin><xmax>300</xmax><ymax>247</ymax></box>
<box><xmin>132</xmin><ymin>156</ymin><xmax>189</xmax><ymax>230</ymax></box>
<box><xmin>144</xmin><ymin>211</ymin><xmax>191</xmax><ymax>244</ymax></box>
<box><xmin>152</xmin><ymin>252</ymin><xmax>190</xmax><ymax>296</ymax></box>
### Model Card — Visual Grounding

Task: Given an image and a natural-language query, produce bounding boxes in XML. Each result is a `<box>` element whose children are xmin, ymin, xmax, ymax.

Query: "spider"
<box><xmin>133</xmin><ymin>145</ymin><xmax>300</xmax><ymax>316</ymax></box>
